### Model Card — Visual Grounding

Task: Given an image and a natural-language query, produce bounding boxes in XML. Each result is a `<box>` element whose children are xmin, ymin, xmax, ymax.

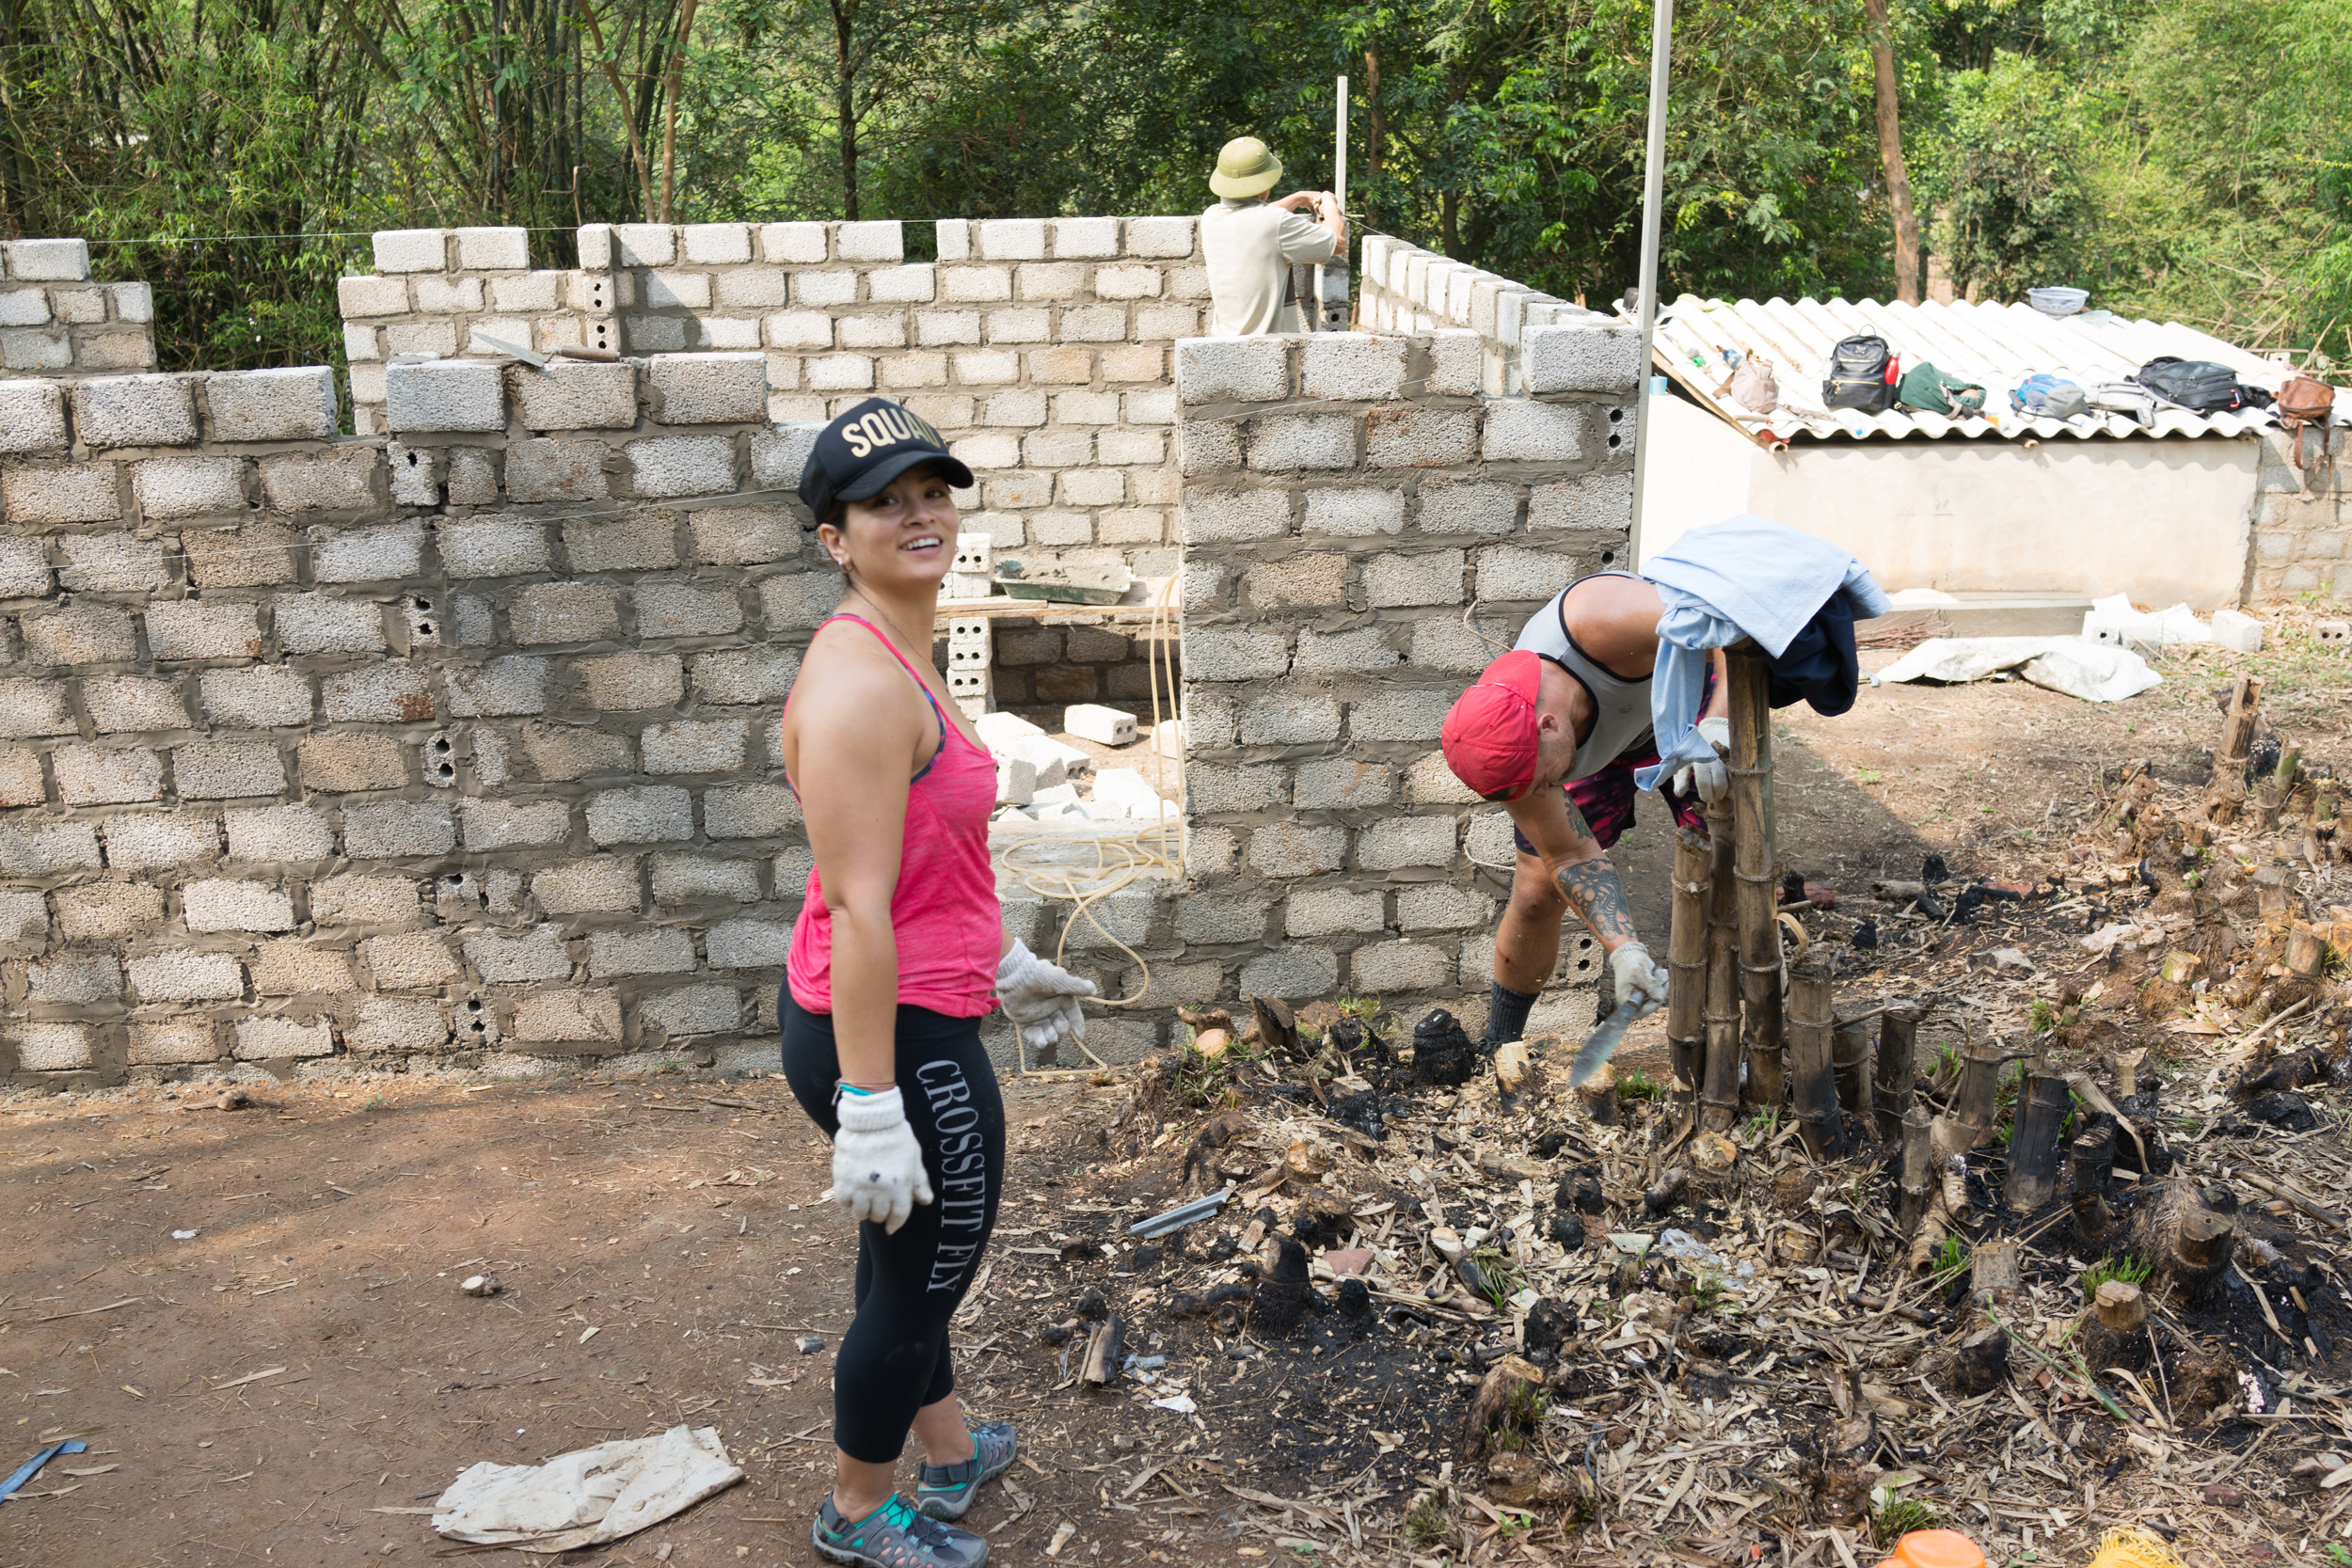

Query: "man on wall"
<box><xmin>1199</xmin><ymin>135</ymin><xmax>1344</xmax><ymax>337</ymax></box>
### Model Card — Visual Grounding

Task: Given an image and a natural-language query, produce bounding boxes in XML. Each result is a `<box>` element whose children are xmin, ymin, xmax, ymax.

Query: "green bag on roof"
<box><xmin>1896</xmin><ymin>360</ymin><xmax>1988</xmax><ymax>418</ymax></box>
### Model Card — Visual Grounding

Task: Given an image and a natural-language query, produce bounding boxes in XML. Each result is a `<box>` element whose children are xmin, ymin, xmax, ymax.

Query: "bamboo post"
<box><xmin>1726</xmin><ymin>643</ymin><xmax>1785</xmax><ymax>1108</ymax></box>
<box><xmin>2255</xmin><ymin>744</ymin><xmax>2301</xmax><ymax>832</ymax></box>
<box><xmin>1699</xmin><ymin>791</ymin><xmax>1742</xmax><ymax>1132</ymax></box>
<box><xmin>1833</xmin><ymin>1017</ymin><xmax>1875</xmax><ymax>1136</ymax></box>
<box><xmin>2204</xmin><ymin>675</ymin><xmax>2263</xmax><ymax>826</ymax></box>
<box><xmin>2285</xmin><ymin>922</ymin><xmax>2326</xmax><ymax>981</ymax></box>
<box><xmin>1897</xmin><ymin>1103</ymin><xmax>1934</xmax><ymax>1235</ymax></box>
<box><xmin>1786</xmin><ymin>963</ymin><xmax>1844</xmax><ymax>1159</ymax></box>
<box><xmin>1949</xmin><ymin>1036</ymin><xmax>2004</xmax><ymax>1148</ymax></box>
<box><xmin>1665</xmin><ymin>828</ymin><xmax>1710</xmax><ymax>1112</ymax></box>
<box><xmin>1875</xmin><ymin>1001</ymin><xmax>1921</xmax><ymax>1143</ymax></box>
<box><xmin>2004</xmin><ymin>1072</ymin><xmax>2071</xmax><ymax>1211</ymax></box>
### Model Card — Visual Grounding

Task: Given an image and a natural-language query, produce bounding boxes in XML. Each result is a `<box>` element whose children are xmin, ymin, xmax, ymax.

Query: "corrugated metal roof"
<box><xmin>1647</xmin><ymin>294</ymin><xmax>2345</xmax><ymax>444</ymax></box>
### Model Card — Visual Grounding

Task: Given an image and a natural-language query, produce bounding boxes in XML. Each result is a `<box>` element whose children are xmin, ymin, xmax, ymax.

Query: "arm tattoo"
<box><xmin>1555</xmin><ymin>857</ymin><xmax>1638</xmax><ymax>947</ymax></box>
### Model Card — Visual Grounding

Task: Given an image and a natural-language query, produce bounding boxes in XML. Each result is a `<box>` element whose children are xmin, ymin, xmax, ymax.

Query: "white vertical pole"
<box><xmin>1627</xmin><ymin>0</ymin><xmax>1674</xmax><ymax>565</ymax></box>
<box><xmin>1335</xmin><ymin>73</ymin><xmax>1347</xmax><ymax>215</ymax></box>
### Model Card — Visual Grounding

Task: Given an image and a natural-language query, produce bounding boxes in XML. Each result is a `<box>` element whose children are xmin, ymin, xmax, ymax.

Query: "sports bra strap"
<box><xmin>810</xmin><ymin>612</ymin><xmax>947</xmax><ymax>780</ymax></box>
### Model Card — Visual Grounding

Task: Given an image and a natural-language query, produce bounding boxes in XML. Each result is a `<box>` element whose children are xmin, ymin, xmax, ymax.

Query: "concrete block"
<box><xmin>1294</xmin><ymin>626</ymin><xmax>1404</xmax><ymax>673</ymax></box>
<box><xmin>15</xmin><ymin>1022</ymin><xmax>96</xmax><ymax>1070</ymax></box>
<box><xmin>869</xmin><ymin>266</ymin><xmax>937</xmax><ymax>305</ymax></box>
<box><xmin>0</xmin><ymin>325</ymin><xmax>72</xmax><ymax>370</ymax></box>
<box><xmin>1302</xmin><ymin>333</ymin><xmax>1406</xmax><ymax>402</ymax></box>
<box><xmin>1357</xmin><ymin>815</ymin><xmax>1457</xmax><ymax>870</ymax></box>
<box><xmin>790</xmin><ymin>269</ymin><xmax>858</xmax><ymax>309</ymax></box>
<box><xmin>458</xmin><ymin>799</ymin><xmax>570</xmax><ymax>850</ymax></box>
<box><xmin>71</xmin><ymin>373</ymin><xmax>197</xmax><ymax>448</ymax></box>
<box><xmin>649</xmin><ymin>352</ymin><xmax>767</xmax><ymax>423</ymax></box>
<box><xmin>1427</xmin><ymin>327</ymin><xmax>1482</xmax><ymax>396</ymax></box>
<box><xmin>183</xmin><ymin>877</ymin><xmax>295</xmax><ymax>933</ymax></box>
<box><xmin>1180</xmin><ymin>487</ymin><xmax>1289</xmax><ymax>543</ymax></box>
<box><xmin>704</xmin><ymin>782</ymin><xmax>799</xmax><ymax>840</ymax></box>
<box><xmin>0</xmin><ymin>535</ymin><xmax>45</xmax><ymax>598</ymax></box>
<box><xmin>26</xmin><ymin>951</ymin><xmax>120</xmax><ymax>1004</ymax></box>
<box><xmin>1239</xmin><ymin>691</ymin><xmax>1341</xmax><ymax>745</ymax></box>
<box><xmin>691</xmin><ymin>646</ymin><xmax>798</xmax><ymax>705</ymax></box>
<box><xmin>343</xmin><ymin>996</ymin><xmax>447</xmax><ymax>1052</ymax></box>
<box><xmin>361</xmin><ymin>930</ymin><xmax>460</xmax><ymax>990</ymax></box>
<box><xmin>702</xmin><ymin>919</ymin><xmax>787</xmax><ymax>970</ymax></box>
<box><xmin>1238</xmin><ymin>945</ymin><xmax>1339</xmax><ymax>1001</ymax></box>
<box><xmin>627</xmin><ymin>435</ymin><xmax>738</xmax><ymax>498</ymax></box>
<box><xmin>521</xmin><ymin>723</ymin><xmax>630</xmax><ymax>781</ymax></box>
<box><xmin>511</xmin><ymin>581</ymin><xmax>622</xmax><ymax>644</ymax></box>
<box><xmin>587</xmin><ymin>927</ymin><xmax>696</xmax><ymax>977</ymax></box>
<box><xmin>562</xmin><ymin>512</ymin><xmax>679</xmax><ymax>573</ymax></box>
<box><xmin>587</xmin><ymin>785</ymin><xmax>693</xmax><ymax>846</ymax></box>
<box><xmin>491</xmin><ymin>272</ymin><xmax>564</xmax><ymax>313</ymax></box>
<box><xmin>125</xmin><ymin>1019</ymin><xmax>223</xmax><ymax>1065</ymax></box>
<box><xmin>511</xmin><ymin>988</ymin><xmax>623</xmax><ymax>1043</ymax></box>
<box><xmin>52</xmin><ymin>743</ymin><xmax>163</xmax><ymax>804</ymax></box>
<box><xmin>96</xmin><ymin>813</ymin><xmax>213</xmax><ymax>871</ymax></box>
<box><xmin>1365</xmin><ymin>548</ymin><xmax>1467</xmax><ymax>608</ymax></box>
<box><xmin>0</xmin><ymin>381</ymin><xmax>67</xmax><ymax>454</ymax></box>
<box><xmin>0</xmin><ymin>287</ymin><xmax>47</xmax><ymax>325</ymax></box>
<box><xmin>1292</xmin><ymin>755</ymin><xmax>1395</xmax><ymax>811</ymax></box>
<box><xmin>803</xmin><ymin>353</ymin><xmax>875</xmax><ymax>392</ymax></box>
<box><xmin>294</xmin><ymin>732</ymin><xmax>405</xmax><ymax>792</ymax></box>
<box><xmin>457</xmin><ymin>924</ymin><xmax>573</xmax><ymax>986</ymax></box>
<box><xmin>275</xmin><ymin>594</ymin><xmax>384</xmax><ymax>655</ymax></box>
<box><xmin>373</xmin><ymin>229</ymin><xmax>448</xmax><ymax>272</ymax></box>
<box><xmin>1298</xmin><ymin>487</ymin><xmax>1401</xmax><ymax>537</ymax></box>
<box><xmin>687</xmin><ymin>506</ymin><xmax>796</xmax><ymax>566</ymax></box>
<box><xmin>1364</xmin><ymin>406</ymin><xmax>1478</xmax><ymax>467</ymax></box>
<box><xmin>765</xmin><ymin>309</ymin><xmax>834</xmax><ymax>351</ymax></box>
<box><xmin>2213</xmin><ymin>607</ymin><xmax>2264</xmax><ymax>652</ymax></box>
<box><xmin>1247</xmin><ymin>413</ymin><xmax>1354</xmax><ymax>470</ymax></box>
<box><xmin>715</xmin><ymin>268</ymin><xmax>790</xmax><ymax>309</ymax></box>
<box><xmin>941</xmin><ymin>267</ymin><xmax>1012</xmax><ymax>306</ymax></box>
<box><xmin>1349</xmin><ymin>689</ymin><xmax>1451</xmax><ymax>742</ymax></box>
<box><xmin>975</xmin><ymin>219</ymin><xmax>1046</xmax><ymax>261</ymax></box>
<box><xmin>429</xmin><ymin>517</ymin><xmax>548</xmax><ymax>584</ymax></box>
<box><xmin>1476</xmin><ymin>544</ymin><xmax>1577</xmax><ymax>602</ymax></box>
<box><xmin>1418</xmin><ymin>479</ymin><xmax>1518</xmax><ymax>536</ymax></box>
<box><xmin>1180</xmin><ymin>626</ymin><xmax>1289</xmax><ymax>681</ymax></box>
<box><xmin>1351</xmin><ymin>941</ymin><xmax>1453</xmax><ymax>992</ymax></box>
<box><xmin>54</xmin><ymin>882</ymin><xmax>164</xmax><ymax>941</ymax></box>
<box><xmin>305</xmin><ymin>874</ymin><xmax>418</xmax><ymax>927</ymax></box>
<box><xmin>1529</xmin><ymin>471</ymin><xmax>1631</xmax><ymax>531</ymax></box>
<box><xmin>307</xmin><ymin>522</ymin><xmax>425</xmax><ymax>582</ymax></box>
<box><xmin>1285</xmin><ymin>885</ymin><xmax>1386</xmax><ymax>939</ymax></box>
<box><xmin>23</xmin><ymin>602</ymin><xmax>135</xmax><ymax>664</ymax></box>
<box><xmin>0</xmin><ymin>749</ymin><xmax>42</xmax><ymax>807</ymax></box>
<box><xmin>1480</xmin><ymin>400</ymin><xmax>1584</xmax><ymax>462</ymax></box>
<box><xmin>749</xmin><ymin>422</ymin><xmax>821</xmax><ymax>491</ymax></box>
<box><xmin>575</xmin><ymin>652</ymin><xmax>683</xmax><ymax>709</ymax></box>
<box><xmin>256</xmin><ymin>445</ymin><xmax>379</xmax><ymax>511</ymax></box>
<box><xmin>343</xmin><ymin>800</ymin><xmax>455</xmax><ymax>858</ymax></box>
<box><xmin>198</xmin><ymin>666</ymin><xmax>310</xmax><ymax>728</ymax></box>
<box><xmin>1174</xmin><ymin>894</ymin><xmax>1268</xmax><ymax>944</ymax></box>
<box><xmin>640</xmin><ymin>269</ymin><xmax>710</xmax><ymax>310</ymax></box>
<box><xmin>127</xmin><ymin>948</ymin><xmax>241</xmax><ymax>1002</ymax></box>
<box><xmin>0</xmin><ymin>677</ymin><xmax>72</xmax><ymax>739</ymax></box>
<box><xmin>651</xmin><ymin>854</ymin><xmax>761</xmax><ymax>905</ymax></box>
<box><xmin>914</xmin><ymin>310</ymin><xmax>979</xmax><ymax>348</ymax></box>
<box><xmin>533</xmin><ymin>856</ymin><xmax>641</xmax><ymax>913</ymax></box>
<box><xmin>835</xmin><ymin>221</ymin><xmax>903</xmax><ymax>261</ymax></box>
<box><xmin>642</xmin><ymin>984</ymin><xmax>740</xmax><ymax>1035</ymax></box>
<box><xmin>643</xmin><ymin>719</ymin><xmax>750</xmax><ymax>774</ymax></box>
<box><xmin>511</xmin><ymin>358</ymin><xmax>637</xmax><ymax>430</ymax></box>
<box><xmin>7</xmin><ymin>238</ymin><xmax>90</xmax><ymax>280</ymax></box>
<box><xmin>1243</xmin><ymin>553</ymin><xmax>1347</xmax><ymax>610</ymax></box>
<box><xmin>173</xmin><ymin>737</ymin><xmax>287</xmax><ymax>798</ymax></box>
<box><xmin>1520</xmin><ymin>323</ymin><xmax>1642</xmax><ymax>393</ymax></box>
<box><xmin>679</xmin><ymin>222</ymin><xmax>752</xmax><ymax>265</ymax></box>
<box><xmin>223</xmin><ymin>804</ymin><xmax>333</xmax><ymax>863</ymax></box>
<box><xmin>837</xmin><ymin>314</ymin><xmax>908</xmax><ymax>351</ymax></box>
<box><xmin>1175</xmin><ymin>336</ymin><xmax>1287</xmax><ymax>404</ymax></box>
<box><xmin>1124</xmin><ymin>216</ymin><xmax>1194</xmax><ymax>258</ymax></box>
<box><xmin>384</xmin><ymin>357</ymin><xmax>505</xmax><ymax>435</ymax></box>
<box><xmin>612</xmin><ymin>224</ymin><xmax>676</xmax><ymax>266</ymax></box>
<box><xmin>316</xmin><ymin>663</ymin><xmax>430</xmax><ymax>724</ymax></box>
<box><xmin>130</xmin><ymin>455</ymin><xmax>243</xmax><ymax>522</ymax></box>
<box><xmin>338</xmin><ymin>275</ymin><xmax>408</xmax><ymax>318</ymax></box>
<box><xmin>4</xmin><ymin>463</ymin><xmax>120</xmax><ymax>525</ymax></box>
<box><xmin>760</xmin><ymin>222</ymin><xmax>829</xmax><ymax>264</ymax></box>
<box><xmin>1184</xmin><ymin>762</ymin><xmax>1288</xmax><ymax>816</ymax></box>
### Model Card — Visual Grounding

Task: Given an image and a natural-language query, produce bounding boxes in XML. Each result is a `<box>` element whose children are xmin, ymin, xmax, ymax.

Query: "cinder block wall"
<box><xmin>1170</xmin><ymin>318</ymin><xmax>1640</xmax><ymax>1035</ymax></box>
<box><xmin>2246</xmin><ymin>427</ymin><xmax>2347</xmax><ymax>605</ymax></box>
<box><xmin>1358</xmin><ymin>233</ymin><xmax>1623</xmax><ymax>400</ymax></box>
<box><xmin>0</xmin><ymin>348</ymin><xmax>834</xmax><ymax>1086</ymax></box>
<box><xmin>339</xmin><ymin>220</ymin><xmax>1202</xmax><ymax>585</ymax></box>
<box><xmin>0</xmin><ymin>240</ymin><xmax>156</xmax><ymax>375</ymax></box>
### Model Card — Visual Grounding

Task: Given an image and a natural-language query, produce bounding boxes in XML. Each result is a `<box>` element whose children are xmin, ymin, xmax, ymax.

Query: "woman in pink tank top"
<box><xmin>777</xmin><ymin>398</ymin><xmax>1095</xmax><ymax>1567</ymax></box>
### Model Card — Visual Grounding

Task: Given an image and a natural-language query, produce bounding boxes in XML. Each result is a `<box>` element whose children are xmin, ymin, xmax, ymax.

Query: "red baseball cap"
<box><xmin>1441</xmin><ymin>650</ymin><xmax>1544</xmax><ymax>800</ymax></box>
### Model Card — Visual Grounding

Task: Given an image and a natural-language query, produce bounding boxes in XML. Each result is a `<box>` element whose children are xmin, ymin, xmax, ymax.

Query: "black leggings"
<box><xmin>781</xmin><ymin>990</ymin><xmax>1005</xmax><ymax>1465</ymax></box>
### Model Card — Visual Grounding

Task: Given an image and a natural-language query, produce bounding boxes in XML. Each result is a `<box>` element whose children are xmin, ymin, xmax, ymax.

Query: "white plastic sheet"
<box><xmin>1877</xmin><ymin>637</ymin><xmax>2163</xmax><ymax>703</ymax></box>
<box><xmin>432</xmin><ymin>1424</ymin><xmax>742</xmax><ymax>1554</ymax></box>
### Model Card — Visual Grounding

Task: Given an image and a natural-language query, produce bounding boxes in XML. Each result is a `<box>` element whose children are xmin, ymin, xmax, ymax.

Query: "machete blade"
<box><xmin>1566</xmin><ymin>999</ymin><xmax>1644</xmax><ymax>1089</ymax></box>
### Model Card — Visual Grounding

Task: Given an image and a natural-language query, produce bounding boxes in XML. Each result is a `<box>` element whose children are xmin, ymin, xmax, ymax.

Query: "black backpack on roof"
<box><xmin>2134</xmin><ymin>356</ymin><xmax>2264</xmax><ymax>413</ymax></box>
<box><xmin>1821</xmin><ymin>334</ymin><xmax>1896</xmax><ymax>413</ymax></box>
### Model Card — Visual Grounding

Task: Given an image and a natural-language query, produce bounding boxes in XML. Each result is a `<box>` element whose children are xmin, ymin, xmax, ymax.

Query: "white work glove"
<box><xmin>1610</xmin><ymin>942</ymin><xmax>1670</xmax><ymax>1019</ymax></box>
<box><xmin>1671</xmin><ymin>716</ymin><xmax>1731</xmax><ymax>804</ymax></box>
<box><xmin>829</xmin><ymin>1085</ymin><xmax>932</xmax><ymax>1234</ymax></box>
<box><xmin>996</xmin><ymin>939</ymin><xmax>1097</xmax><ymax>1052</ymax></box>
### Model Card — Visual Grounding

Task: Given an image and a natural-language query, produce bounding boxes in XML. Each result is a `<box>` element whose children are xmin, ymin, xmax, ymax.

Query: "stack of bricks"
<box><xmin>1167</xmin><ymin>323</ymin><xmax>1638</xmax><ymax>1018</ymax></box>
<box><xmin>0</xmin><ymin>240</ymin><xmax>155</xmax><ymax>375</ymax></box>
<box><xmin>339</xmin><ymin>219</ymin><xmax>1204</xmax><ymax>581</ymax></box>
<box><xmin>0</xmin><ymin>346</ymin><xmax>840</xmax><ymax>1085</ymax></box>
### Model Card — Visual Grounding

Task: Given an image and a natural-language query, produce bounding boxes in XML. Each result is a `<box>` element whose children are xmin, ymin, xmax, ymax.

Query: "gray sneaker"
<box><xmin>914</xmin><ymin>1421</ymin><xmax>1018</xmax><ymax>1520</ymax></box>
<box><xmin>812</xmin><ymin>1492</ymin><xmax>988</xmax><ymax>1567</ymax></box>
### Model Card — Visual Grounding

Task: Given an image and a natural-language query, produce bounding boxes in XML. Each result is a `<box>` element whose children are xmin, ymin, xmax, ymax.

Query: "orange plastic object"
<box><xmin>1873</xmin><ymin>1530</ymin><xmax>1988</xmax><ymax>1568</ymax></box>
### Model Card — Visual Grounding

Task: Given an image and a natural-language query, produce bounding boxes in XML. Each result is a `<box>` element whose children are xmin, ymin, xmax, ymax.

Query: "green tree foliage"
<box><xmin>1928</xmin><ymin>53</ymin><xmax>2087</xmax><ymax>301</ymax></box>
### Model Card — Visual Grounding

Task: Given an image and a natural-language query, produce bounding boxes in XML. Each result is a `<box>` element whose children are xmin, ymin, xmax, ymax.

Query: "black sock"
<box><xmin>1486</xmin><ymin>981</ymin><xmax>1539</xmax><ymax>1046</ymax></box>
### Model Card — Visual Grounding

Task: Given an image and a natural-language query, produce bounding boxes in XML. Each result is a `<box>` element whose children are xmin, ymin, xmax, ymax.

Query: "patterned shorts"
<box><xmin>1513</xmin><ymin>666</ymin><xmax>1716</xmax><ymax>855</ymax></box>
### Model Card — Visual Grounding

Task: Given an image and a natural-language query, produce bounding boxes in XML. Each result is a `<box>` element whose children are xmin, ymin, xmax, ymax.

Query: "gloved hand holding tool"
<box><xmin>1610</xmin><ymin>942</ymin><xmax>1670</xmax><ymax>1018</ymax></box>
<box><xmin>829</xmin><ymin>1085</ymin><xmax>932</xmax><ymax>1234</ymax></box>
<box><xmin>995</xmin><ymin>940</ymin><xmax>1097</xmax><ymax>1052</ymax></box>
<box><xmin>1671</xmin><ymin>716</ymin><xmax>1731</xmax><ymax>804</ymax></box>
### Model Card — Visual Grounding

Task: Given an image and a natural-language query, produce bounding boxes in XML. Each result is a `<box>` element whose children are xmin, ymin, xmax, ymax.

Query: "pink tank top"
<box><xmin>784</xmin><ymin>615</ymin><xmax>1000</xmax><ymax>1018</ymax></box>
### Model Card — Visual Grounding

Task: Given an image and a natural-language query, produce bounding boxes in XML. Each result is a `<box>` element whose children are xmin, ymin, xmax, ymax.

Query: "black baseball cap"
<box><xmin>798</xmin><ymin>397</ymin><xmax>975</xmax><ymax>522</ymax></box>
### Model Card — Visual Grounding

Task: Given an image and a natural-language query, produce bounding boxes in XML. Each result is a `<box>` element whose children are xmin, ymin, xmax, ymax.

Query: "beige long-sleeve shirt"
<box><xmin>1200</xmin><ymin>198</ymin><xmax>1340</xmax><ymax>337</ymax></box>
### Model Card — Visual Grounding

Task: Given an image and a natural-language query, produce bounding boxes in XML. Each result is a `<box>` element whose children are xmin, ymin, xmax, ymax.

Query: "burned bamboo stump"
<box><xmin>2080</xmin><ymin>1279</ymin><xmax>2150</xmax><ymax>1371</ymax></box>
<box><xmin>1897</xmin><ymin>1102</ymin><xmax>1934</xmax><ymax>1235</ymax></box>
<box><xmin>2070</xmin><ymin>1123</ymin><xmax>2121</xmax><ymax>1249</ymax></box>
<box><xmin>1700</xmin><ymin>790</ymin><xmax>1742</xmax><ymax>1132</ymax></box>
<box><xmin>1949</xmin><ymin>1037</ymin><xmax>2005</xmax><ymax>1149</ymax></box>
<box><xmin>2256</xmin><ymin>744</ymin><xmax>2302</xmax><ymax>832</ymax></box>
<box><xmin>2204</xmin><ymin>675</ymin><xmax>2264</xmax><ymax>826</ymax></box>
<box><xmin>1786</xmin><ymin>963</ymin><xmax>1844</xmax><ymax>1158</ymax></box>
<box><xmin>2005</xmin><ymin>1072</ymin><xmax>2071</xmax><ymax>1211</ymax></box>
<box><xmin>1666</xmin><ymin>828</ymin><xmax>1710</xmax><ymax>1112</ymax></box>
<box><xmin>2129</xmin><ymin>1181</ymin><xmax>2237</xmax><ymax>1303</ymax></box>
<box><xmin>1727</xmin><ymin>644</ymin><xmax>1786</xmax><ymax>1110</ymax></box>
<box><xmin>1833</xmin><ymin>1017</ymin><xmax>1875</xmax><ymax>1137</ymax></box>
<box><xmin>1875</xmin><ymin>1002</ymin><xmax>1922</xmax><ymax>1143</ymax></box>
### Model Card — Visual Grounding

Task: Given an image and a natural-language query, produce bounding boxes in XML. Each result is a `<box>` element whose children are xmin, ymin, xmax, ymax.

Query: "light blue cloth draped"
<box><xmin>1632</xmin><ymin>515</ymin><xmax>1892</xmax><ymax>792</ymax></box>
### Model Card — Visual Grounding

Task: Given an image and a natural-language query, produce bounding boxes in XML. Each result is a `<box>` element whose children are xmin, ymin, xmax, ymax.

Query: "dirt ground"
<box><xmin>2</xmin><ymin>617</ymin><xmax>2345</xmax><ymax>1567</ymax></box>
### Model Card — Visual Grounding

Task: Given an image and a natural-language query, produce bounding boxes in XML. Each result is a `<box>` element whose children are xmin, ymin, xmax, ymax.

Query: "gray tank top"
<box><xmin>1513</xmin><ymin>571</ymin><xmax>1654</xmax><ymax>783</ymax></box>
